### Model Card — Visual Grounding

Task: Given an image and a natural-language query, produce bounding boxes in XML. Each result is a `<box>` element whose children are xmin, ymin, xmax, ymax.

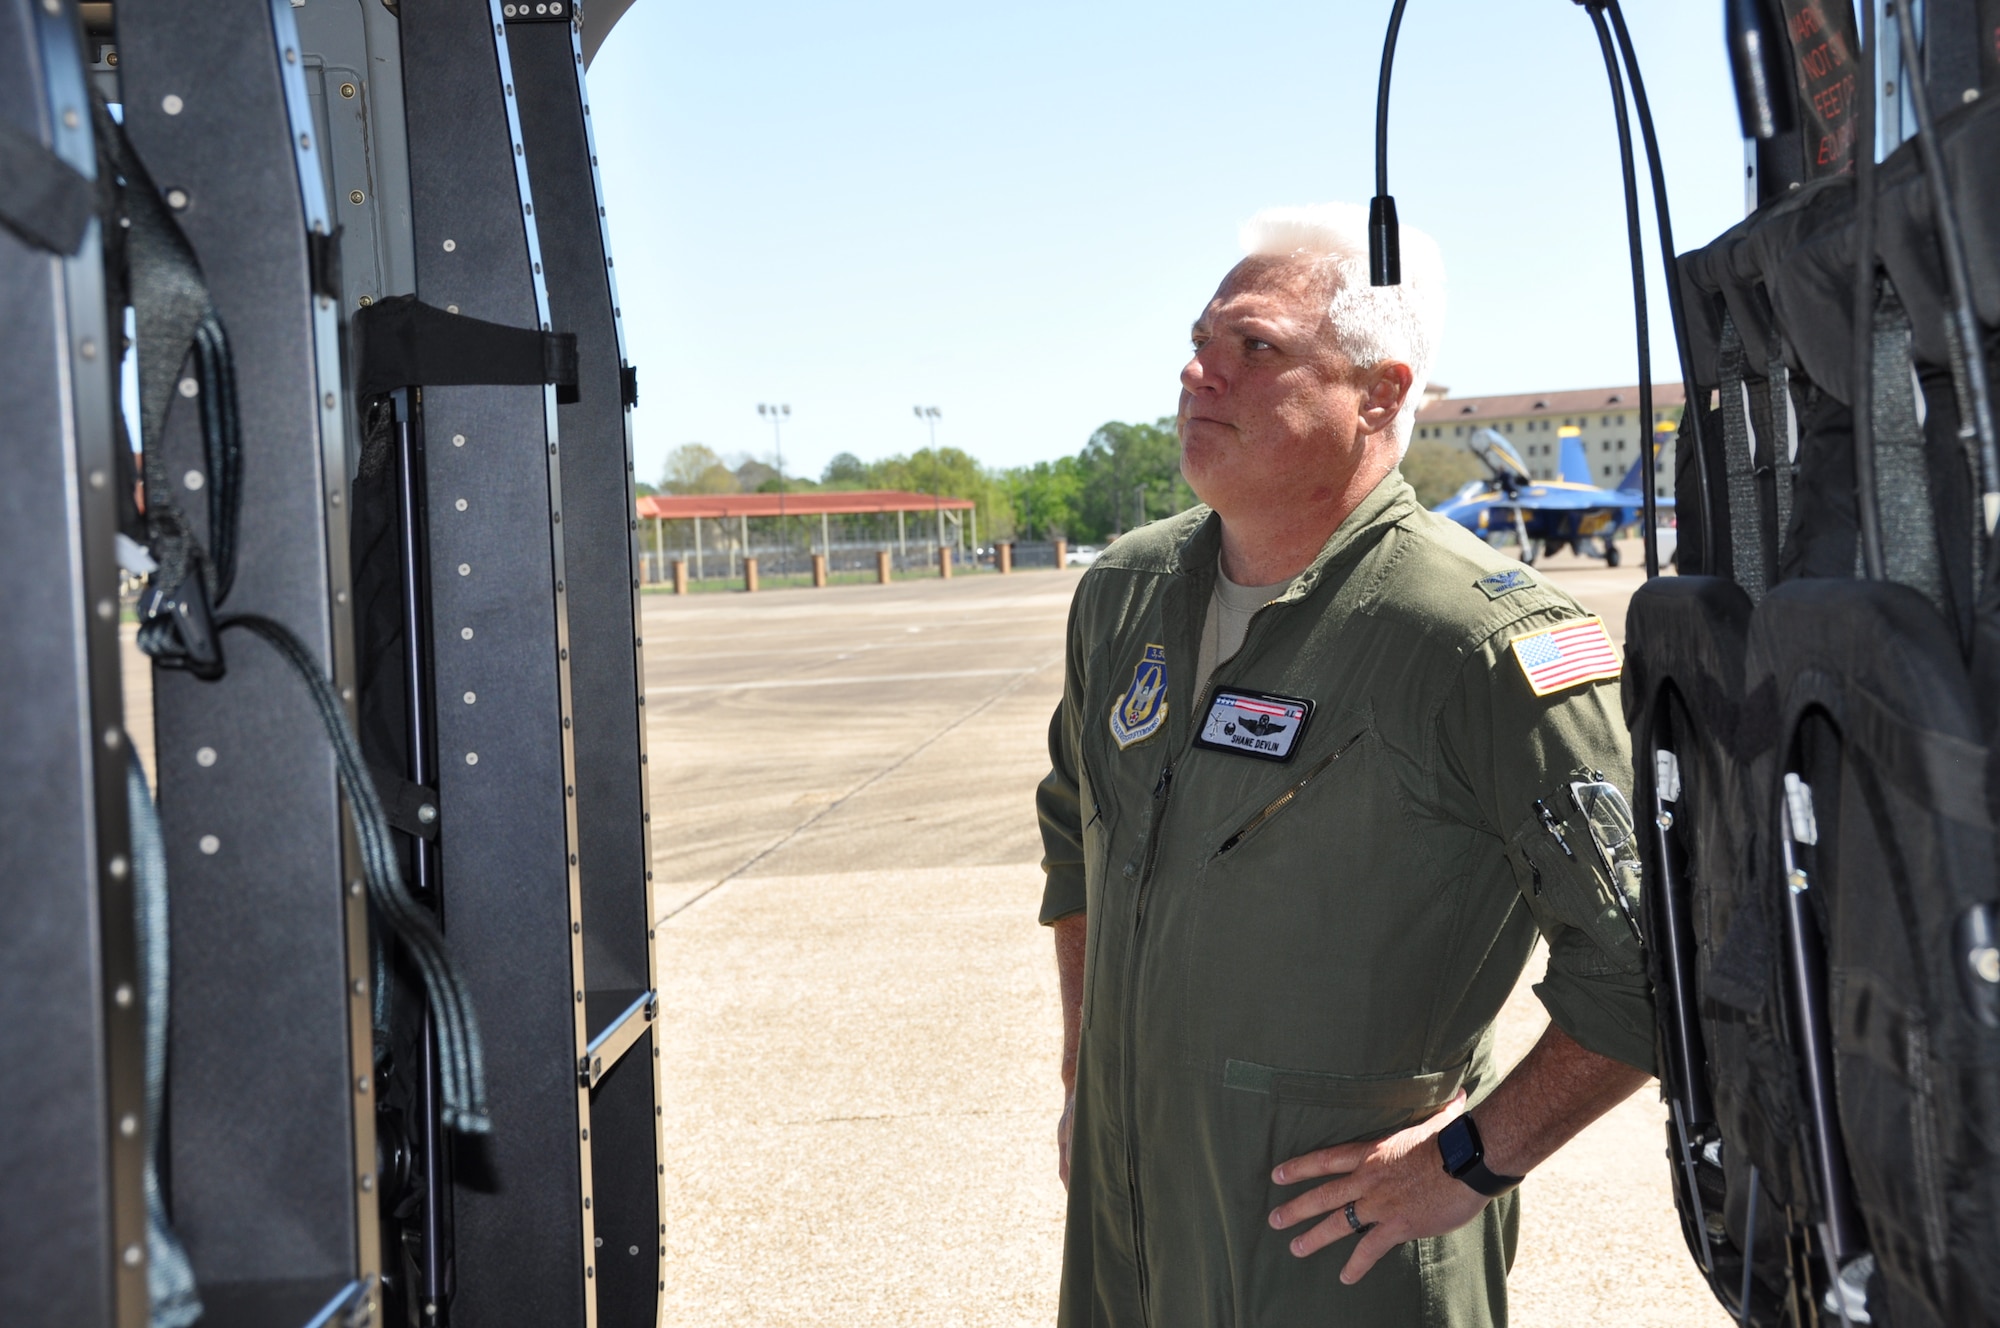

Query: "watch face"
<box><xmin>1439</xmin><ymin>1119</ymin><xmax>1478</xmax><ymax>1174</ymax></box>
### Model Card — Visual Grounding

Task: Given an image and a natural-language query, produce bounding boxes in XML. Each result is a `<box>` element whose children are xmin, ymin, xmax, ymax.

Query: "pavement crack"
<box><xmin>773</xmin><ymin>1107</ymin><xmax>1043</xmax><ymax>1126</ymax></box>
<box><xmin>656</xmin><ymin>652</ymin><xmax>1061</xmax><ymax>925</ymax></box>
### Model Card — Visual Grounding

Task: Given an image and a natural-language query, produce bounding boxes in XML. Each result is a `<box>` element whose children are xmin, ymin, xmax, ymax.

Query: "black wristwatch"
<box><xmin>1436</xmin><ymin>1115</ymin><xmax>1523</xmax><ymax>1197</ymax></box>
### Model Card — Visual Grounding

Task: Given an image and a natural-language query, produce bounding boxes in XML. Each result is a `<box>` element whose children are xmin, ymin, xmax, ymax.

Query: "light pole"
<box><xmin>758</xmin><ymin>402</ymin><xmax>789</xmax><ymax>571</ymax></box>
<box><xmin>914</xmin><ymin>405</ymin><xmax>942</xmax><ymax>557</ymax></box>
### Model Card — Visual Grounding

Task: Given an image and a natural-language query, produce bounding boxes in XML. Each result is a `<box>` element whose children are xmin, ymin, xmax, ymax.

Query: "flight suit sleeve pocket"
<box><xmin>1505</xmin><ymin>774</ymin><xmax>1659</xmax><ymax>1074</ymax></box>
<box><xmin>1505</xmin><ymin>773</ymin><xmax>1643</xmax><ymax>963</ymax></box>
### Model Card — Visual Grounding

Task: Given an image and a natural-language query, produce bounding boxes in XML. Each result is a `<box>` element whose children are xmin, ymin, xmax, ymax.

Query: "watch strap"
<box><xmin>1456</xmin><ymin>1152</ymin><xmax>1524</xmax><ymax>1197</ymax></box>
<box><xmin>1437</xmin><ymin>1116</ymin><xmax>1523</xmax><ymax>1197</ymax></box>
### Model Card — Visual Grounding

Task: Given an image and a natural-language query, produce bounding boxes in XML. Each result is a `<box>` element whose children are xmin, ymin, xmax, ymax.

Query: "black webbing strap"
<box><xmin>0</xmin><ymin>116</ymin><xmax>93</xmax><ymax>255</ymax></box>
<box><xmin>91</xmin><ymin>95</ymin><xmax>243</xmax><ymax>679</ymax></box>
<box><xmin>1940</xmin><ymin>313</ymin><xmax>1991</xmax><ymax>595</ymax></box>
<box><xmin>307</xmin><ymin>230</ymin><xmax>342</xmax><ymax>302</ymax></box>
<box><xmin>1871</xmin><ymin>283</ymin><xmax>1947</xmax><ymax>617</ymax></box>
<box><xmin>352</xmin><ymin>294</ymin><xmax>578</xmax><ymax>402</ymax></box>
<box><xmin>369</xmin><ymin>763</ymin><xmax>440</xmax><ymax>842</ymax></box>
<box><xmin>220</xmin><ymin>614</ymin><xmax>489</xmax><ymax>1133</ymax></box>
<box><xmin>1717</xmin><ymin>310</ymin><xmax>1773</xmax><ymax>599</ymax></box>
<box><xmin>125</xmin><ymin>749</ymin><xmax>202</xmax><ymax>1328</ymax></box>
<box><xmin>1764</xmin><ymin>358</ymin><xmax>1797</xmax><ymax>558</ymax></box>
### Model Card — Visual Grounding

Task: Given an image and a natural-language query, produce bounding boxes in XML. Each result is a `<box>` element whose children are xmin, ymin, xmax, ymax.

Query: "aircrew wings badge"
<box><xmin>1509</xmin><ymin>616</ymin><xmax>1621</xmax><ymax>697</ymax></box>
<box><xmin>1109</xmin><ymin>643</ymin><xmax>1169</xmax><ymax>749</ymax></box>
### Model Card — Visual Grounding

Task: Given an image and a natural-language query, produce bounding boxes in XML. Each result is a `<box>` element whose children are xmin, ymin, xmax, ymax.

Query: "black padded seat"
<box><xmin>1624</xmin><ymin>576</ymin><xmax>1799</xmax><ymax>1323</ymax></box>
<box><xmin>1748</xmin><ymin>578</ymin><xmax>2000</xmax><ymax>1327</ymax></box>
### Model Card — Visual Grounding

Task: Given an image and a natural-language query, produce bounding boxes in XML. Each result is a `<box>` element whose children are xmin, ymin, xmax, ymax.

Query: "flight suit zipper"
<box><xmin>1122</xmin><ymin>757</ymin><xmax>1176</xmax><ymax>1324</ymax></box>
<box><xmin>1212</xmin><ymin>731</ymin><xmax>1366</xmax><ymax>858</ymax></box>
<box><xmin>1115</xmin><ymin>601</ymin><xmax>1286</xmax><ymax>1320</ymax></box>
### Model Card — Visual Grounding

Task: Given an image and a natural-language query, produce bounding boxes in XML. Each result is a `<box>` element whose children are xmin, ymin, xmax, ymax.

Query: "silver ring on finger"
<box><xmin>1344</xmin><ymin>1201</ymin><xmax>1363</xmax><ymax>1232</ymax></box>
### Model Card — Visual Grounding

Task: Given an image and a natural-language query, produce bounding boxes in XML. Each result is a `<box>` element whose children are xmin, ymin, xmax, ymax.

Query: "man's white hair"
<box><xmin>1238</xmin><ymin>202</ymin><xmax>1445</xmax><ymax>456</ymax></box>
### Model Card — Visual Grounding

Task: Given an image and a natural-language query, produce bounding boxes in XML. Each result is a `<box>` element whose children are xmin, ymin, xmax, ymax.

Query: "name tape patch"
<box><xmin>1510</xmin><ymin>616</ymin><xmax>1621</xmax><ymax>696</ymax></box>
<box><xmin>1195</xmin><ymin>688</ymin><xmax>1314</xmax><ymax>762</ymax></box>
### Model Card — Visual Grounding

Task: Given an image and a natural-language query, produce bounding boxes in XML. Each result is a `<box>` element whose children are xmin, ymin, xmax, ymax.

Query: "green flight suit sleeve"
<box><xmin>1037</xmin><ymin>584</ymin><xmax>1089</xmax><ymax>925</ymax></box>
<box><xmin>1438</xmin><ymin>607</ymin><xmax>1658</xmax><ymax>1076</ymax></box>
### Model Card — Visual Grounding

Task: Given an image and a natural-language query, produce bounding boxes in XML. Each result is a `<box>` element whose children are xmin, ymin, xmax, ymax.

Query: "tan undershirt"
<box><xmin>1193</xmin><ymin>569</ymin><xmax>1291</xmax><ymax>704</ymax></box>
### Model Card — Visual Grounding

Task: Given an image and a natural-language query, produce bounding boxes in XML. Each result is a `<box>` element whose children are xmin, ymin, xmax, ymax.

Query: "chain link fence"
<box><xmin>634</xmin><ymin>515</ymin><xmax>1085</xmax><ymax>589</ymax></box>
<box><xmin>635</xmin><ymin>511</ymin><xmax>1088</xmax><ymax>589</ymax></box>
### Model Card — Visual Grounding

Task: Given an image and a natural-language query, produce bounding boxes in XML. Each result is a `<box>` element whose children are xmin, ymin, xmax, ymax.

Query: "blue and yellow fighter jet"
<box><xmin>1431</xmin><ymin>426</ymin><xmax>1673</xmax><ymax>567</ymax></box>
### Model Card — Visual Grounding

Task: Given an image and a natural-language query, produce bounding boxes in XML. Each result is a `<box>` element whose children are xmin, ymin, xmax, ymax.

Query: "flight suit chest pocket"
<box><xmin>1178</xmin><ymin>725</ymin><xmax>1438</xmax><ymax>1075</ymax></box>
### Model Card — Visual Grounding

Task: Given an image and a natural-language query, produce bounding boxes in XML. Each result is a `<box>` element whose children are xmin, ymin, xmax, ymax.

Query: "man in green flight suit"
<box><xmin>1037</xmin><ymin>203</ymin><xmax>1657</xmax><ymax>1326</ymax></box>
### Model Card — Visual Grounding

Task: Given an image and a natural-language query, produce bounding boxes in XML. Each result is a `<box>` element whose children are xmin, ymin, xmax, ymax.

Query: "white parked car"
<box><xmin>1066</xmin><ymin>544</ymin><xmax>1101</xmax><ymax>567</ymax></box>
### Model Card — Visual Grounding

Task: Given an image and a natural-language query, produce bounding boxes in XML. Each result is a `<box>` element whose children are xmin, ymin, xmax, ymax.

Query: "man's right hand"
<box><xmin>1058</xmin><ymin>1092</ymin><xmax>1076</xmax><ymax>1188</ymax></box>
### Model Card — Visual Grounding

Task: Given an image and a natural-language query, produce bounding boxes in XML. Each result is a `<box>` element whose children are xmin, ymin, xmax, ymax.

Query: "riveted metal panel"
<box><xmin>115</xmin><ymin>0</ymin><xmax>373</xmax><ymax>1318</ymax></box>
<box><xmin>0</xmin><ymin>3</ymin><xmax>146</xmax><ymax>1324</ymax></box>
<box><xmin>399</xmin><ymin>1</ymin><xmax>594</xmax><ymax>1324</ymax></box>
<box><xmin>509</xmin><ymin>15</ymin><xmax>663</xmax><ymax>1324</ymax></box>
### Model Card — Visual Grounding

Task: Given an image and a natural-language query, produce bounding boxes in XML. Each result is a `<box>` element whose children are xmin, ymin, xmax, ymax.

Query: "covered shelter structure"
<box><xmin>635</xmin><ymin>490</ymin><xmax>979</xmax><ymax>584</ymax></box>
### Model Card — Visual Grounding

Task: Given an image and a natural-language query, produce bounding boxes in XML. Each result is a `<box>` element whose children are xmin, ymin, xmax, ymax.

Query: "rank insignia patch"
<box><xmin>1476</xmin><ymin>569</ymin><xmax>1534</xmax><ymax>600</ymax></box>
<box><xmin>1194</xmin><ymin>688</ymin><xmax>1314</xmax><ymax>761</ymax></box>
<box><xmin>1510</xmin><ymin>616</ymin><xmax>1621</xmax><ymax>696</ymax></box>
<box><xmin>1109</xmin><ymin>643</ymin><xmax>1169</xmax><ymax>749</ymax></box>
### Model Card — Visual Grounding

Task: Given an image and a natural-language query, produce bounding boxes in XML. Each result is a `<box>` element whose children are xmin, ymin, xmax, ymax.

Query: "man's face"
<box><xmin>1178</xmin><ymin>255</ymin><xmax>1404</xmax><ymax>524</ymax></box>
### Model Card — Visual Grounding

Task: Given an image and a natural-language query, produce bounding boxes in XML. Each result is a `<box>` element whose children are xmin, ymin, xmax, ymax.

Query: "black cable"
<box><xmin>1604</xmin><ymin>0</ymin><xmax>1716</xmax><ymax>573</ymax></box>
<box><xmin>1892</xmin><ymin>0</ymin><xmax>2000</xmax><ymax>552</ymax></box>
<box><xmin>1585</xmin><ymin>2</ymin><xmax>1658</xmax><ymax>578</ymax></box>
<box><xmin>191</xmin><ymin>312</ymin><xmax>243</xmax><ymax>602</ymax></box>
<box><xmin>1853</xmin><ymin>0</ymin><xmax>1886</xmax><ymax>580</ymax></box>
<box><xmin>1373</xmin><ymin>0</ymin><xmax>1711</xmax><ymax>580</ymax></box>
<box><xmin>219</xmin><ymin>613</ymin><xmax>491</xmax><ymax>1134</ymax></box>
<box><xmin>1369</xmin><ymin>0</ymin><xmax>1410</xmax><ymax>286</ymax></box>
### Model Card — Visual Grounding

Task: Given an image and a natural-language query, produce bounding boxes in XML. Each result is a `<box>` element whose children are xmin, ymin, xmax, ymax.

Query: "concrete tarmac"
<box><xmin>113</xmin><ymin>534</ymin><xmax>1721</xmax><ymax>1323</ymax></box>
<box><xmin>642</xmin><ymin>547</ymin><xmax>1732</xmax><ymax>1327</ymax></box>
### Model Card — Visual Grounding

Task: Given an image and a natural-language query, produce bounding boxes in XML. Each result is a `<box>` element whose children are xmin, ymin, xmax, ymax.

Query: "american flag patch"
<box><xmin>1509</xmin><ymin>616</ymin><xmax>1621</xmax><ymax>697</ymax></box>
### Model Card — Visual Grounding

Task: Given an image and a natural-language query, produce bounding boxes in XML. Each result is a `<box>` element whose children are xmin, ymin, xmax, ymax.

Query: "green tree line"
<box><xmin>650</xmin><ymin>425</ymin><xmax>1483</xmax><ymax>546</ymax></box>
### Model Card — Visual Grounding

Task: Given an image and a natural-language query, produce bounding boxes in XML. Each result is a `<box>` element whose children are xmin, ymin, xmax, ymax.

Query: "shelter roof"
<box><xmin>637</xmin><ymin>489</ymin><xmax>976</xmax><ymax>520</ymax></box>
<box><xmin>1414</xmin><ymin>383</ymin><xmax>1686</xmax><ymax>422</ymax></box>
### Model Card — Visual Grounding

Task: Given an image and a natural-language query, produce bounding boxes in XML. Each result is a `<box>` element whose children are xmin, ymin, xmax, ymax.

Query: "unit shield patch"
<box><xmin>1109</xmin><ymin>643</ymin><xmax>1169</xmax><ymax>749</ymax></box>
<box><xmin>1194</xmin><ymin>688</ymin><xmax>1314</xmax><ymax>762</ymax></box>
<box><xmin>1510</xmin><ymin>615</ymin><xmax>1621</xmax><ymax>696</ymax></box>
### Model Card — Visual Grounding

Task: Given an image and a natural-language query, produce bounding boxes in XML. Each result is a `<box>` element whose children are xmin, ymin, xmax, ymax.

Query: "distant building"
<box><xmin>1413</xmin><ymin>383</ymin><xmax>1684</xmax><ymax>496</ymax></box>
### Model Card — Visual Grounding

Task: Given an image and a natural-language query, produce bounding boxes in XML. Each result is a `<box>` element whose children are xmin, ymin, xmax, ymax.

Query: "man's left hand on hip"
<box><xmin>1265</xmin><ymin>1088</ymin><xmax>1488</xmax><ymax>1285</ymax></box>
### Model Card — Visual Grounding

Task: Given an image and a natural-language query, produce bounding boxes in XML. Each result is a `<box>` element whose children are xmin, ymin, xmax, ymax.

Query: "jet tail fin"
<box><xmin>1615</xmin><ymin>427</ymin><xmax>1673</xmax><ymax>493</ymax></box>
<box><xmin>1558</xmin><ymin>427</ymin><xmax>1593</xmax><ymax>485</ymax></box>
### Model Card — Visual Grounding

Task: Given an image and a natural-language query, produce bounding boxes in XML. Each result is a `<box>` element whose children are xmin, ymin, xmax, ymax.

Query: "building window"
<box><xmin>1617</xmin><ymin>414</ymin><xmax>1626</xmax><ymax>426</ymax></box>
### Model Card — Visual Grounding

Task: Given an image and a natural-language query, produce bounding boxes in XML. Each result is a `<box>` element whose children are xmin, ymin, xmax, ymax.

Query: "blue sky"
<box><xmin>585</xmin><ymin>2</ymin><xmax>1748</xmax><ymax>486</ymax></box>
